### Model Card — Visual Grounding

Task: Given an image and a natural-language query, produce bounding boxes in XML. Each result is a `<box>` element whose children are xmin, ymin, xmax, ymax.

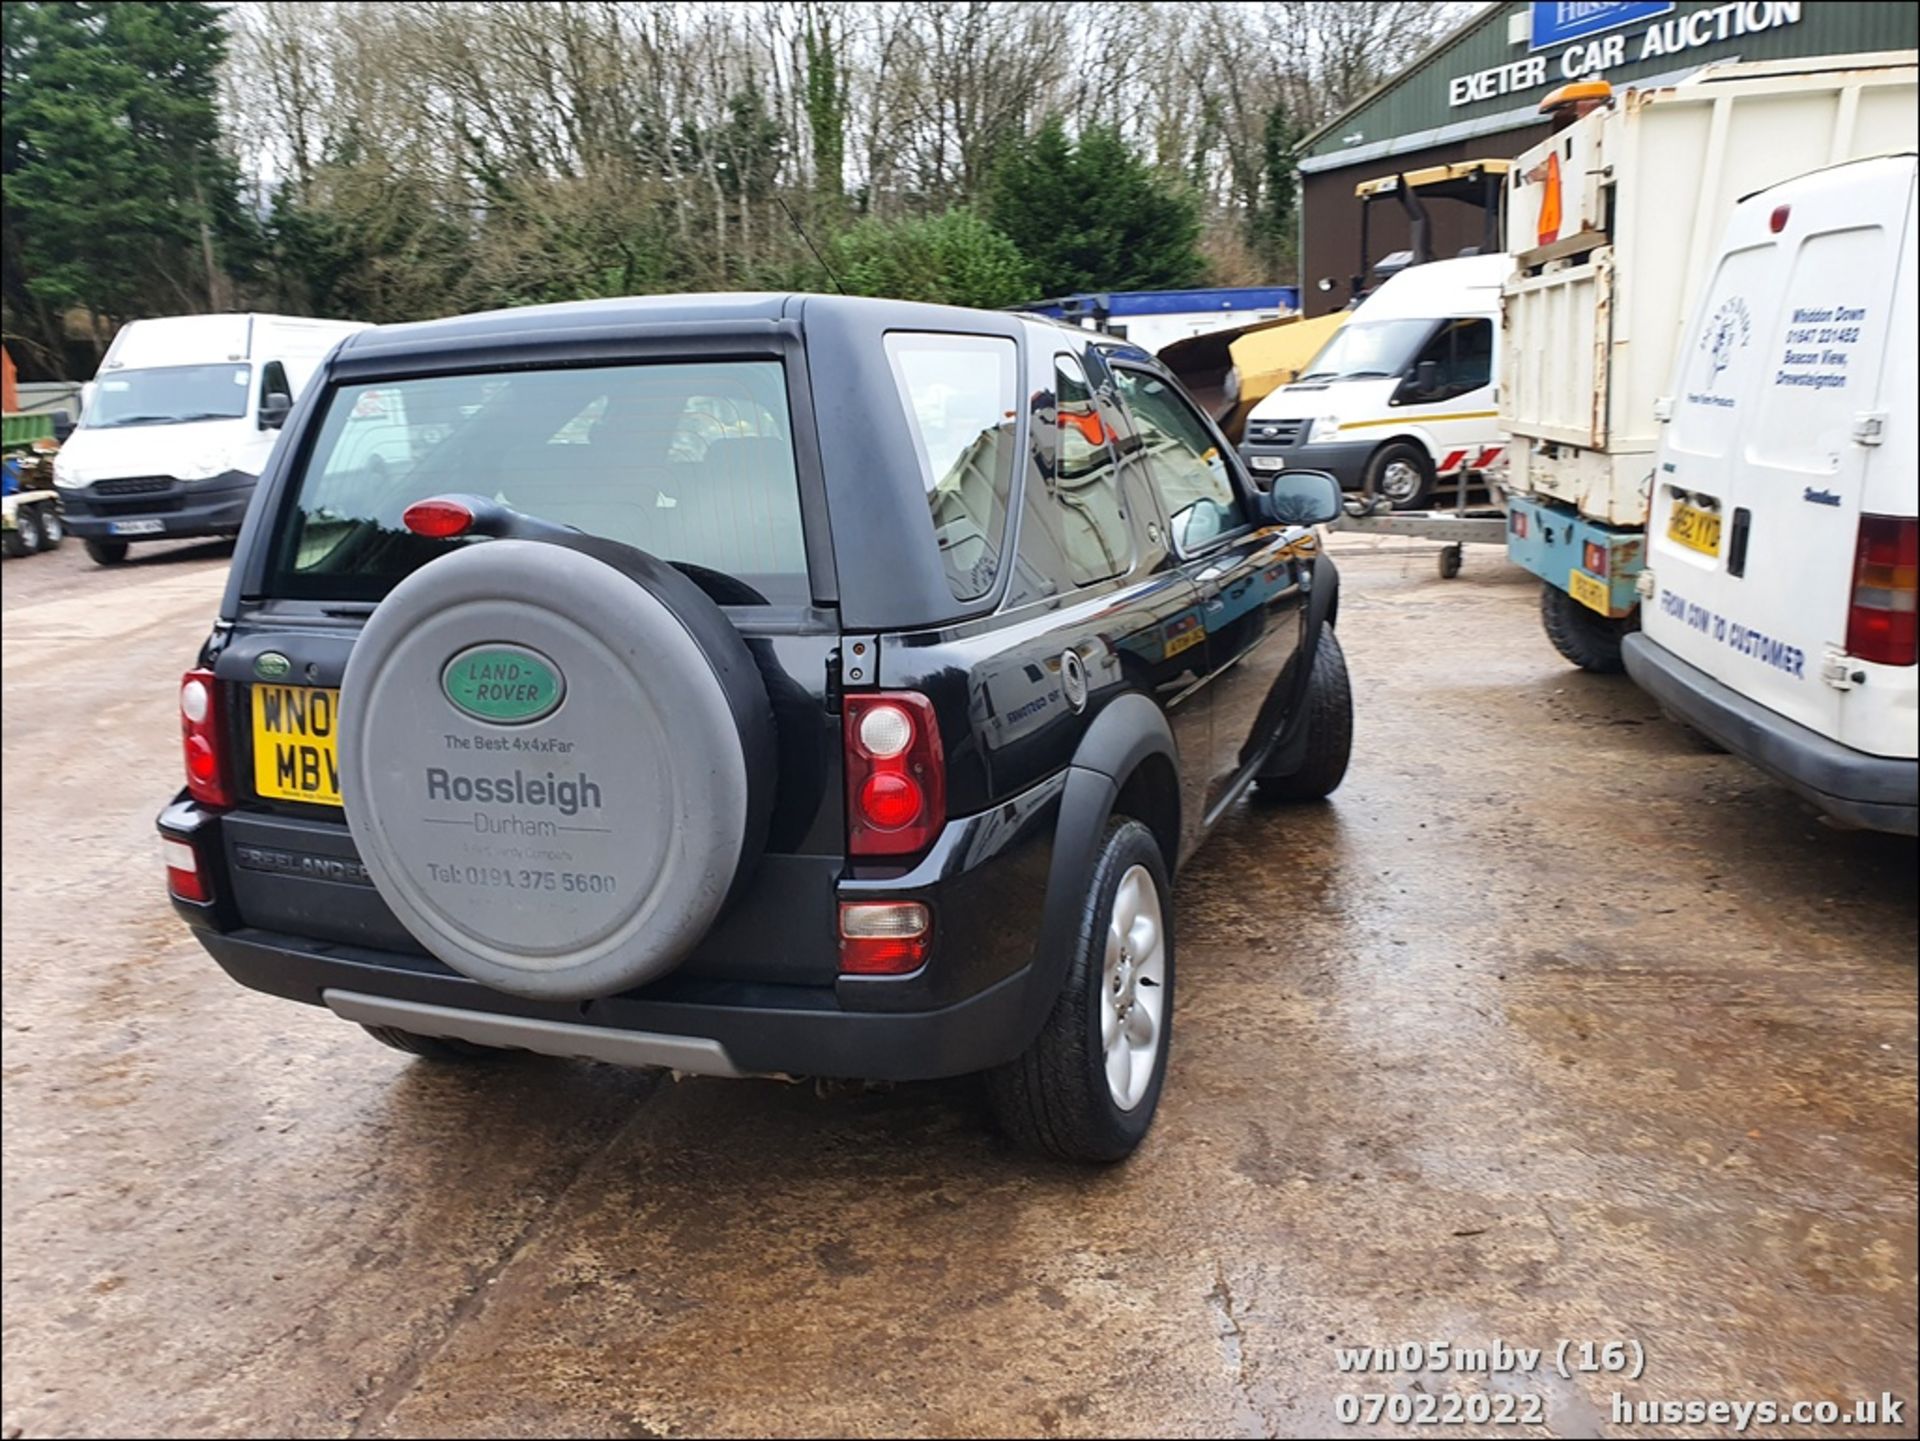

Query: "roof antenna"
<box><xmin>777</xmin><ymin>194</ymin><xmax>847</xmax><ymax>295</ymax></box>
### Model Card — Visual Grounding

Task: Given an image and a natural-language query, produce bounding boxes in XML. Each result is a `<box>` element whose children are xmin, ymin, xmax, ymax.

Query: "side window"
<box><xmin>1049</xmin><ymin>353</ymin><xmax>1131</xmax><ymax>585</ymax></box>
<box><xmin>260</xmin><ymin>361</ymin><xmax>292</xmax><ymax>405</ymax></box>
<box><xmin>1111</xmin><ymin>366</ymin><xmax>1246</xmax><ymax>553</ymax></box>
<box><xmin>1455</xmin><ymin>318</ymin><xmax>1493</xmax><ymax>389</ymax></box>
<box><xmin>1408</xmin><ymin>319</ymin><xmax>1493</xmax><ymax>399</ymax></box>
<box><xmin>885</xmin><ymin>332</ymin><xmax>1019</xmax><ymax>602</ymax></box>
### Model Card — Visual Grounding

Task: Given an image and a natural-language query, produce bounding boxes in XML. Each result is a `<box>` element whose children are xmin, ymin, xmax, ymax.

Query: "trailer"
<box><xmin>2</xmin><ymin>406</ymin><xmax>64</xmax><ymax>558</ymax></box>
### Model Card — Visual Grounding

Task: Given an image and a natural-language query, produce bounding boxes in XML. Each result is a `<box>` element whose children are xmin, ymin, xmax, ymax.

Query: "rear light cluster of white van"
<box><xmin>1848</xmin><ymin>516</ymin><xmax>1919</xmax><ymax>667</ymax></box>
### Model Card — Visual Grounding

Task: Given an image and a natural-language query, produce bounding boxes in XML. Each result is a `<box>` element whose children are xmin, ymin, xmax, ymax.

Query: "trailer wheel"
<box><xmin>6</xmin><ymin>508</ymin><xmax>46</xmax><ymax>557</ymax></box>
<box><xmin>1540</xmin><ymin>581</ymin><xmax>1637</xmax><ymax>673</ymax></box>
<box><xmin>37</xmin><ymin>504</ymin><xmax>64</xmax><ymax>548</ymax></box>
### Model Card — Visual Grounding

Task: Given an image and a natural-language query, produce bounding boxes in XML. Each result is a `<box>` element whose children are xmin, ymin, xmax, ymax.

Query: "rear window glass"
<box><xmin>269</xmin><ymin>361</ymin><xmax>808</xmax><ymax>603</ymax></box>
<box><xmin>884</xmin><ymin>332</ymin><xmax>1019</xmax><ymax>601</ymax></box>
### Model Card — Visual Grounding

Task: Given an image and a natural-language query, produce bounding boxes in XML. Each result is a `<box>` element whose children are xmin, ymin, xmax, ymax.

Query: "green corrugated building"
<box><xmin>1296</xmin><ymin>1</ymin><xmax>1919</xmax><ymax>314</ymax></box>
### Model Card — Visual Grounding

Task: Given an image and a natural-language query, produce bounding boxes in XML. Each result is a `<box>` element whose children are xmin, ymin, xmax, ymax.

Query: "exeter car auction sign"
<box><xmin>1449</xmin><ymin>0</ymin><xmax>1805</xmax><ymax>107</ymax></box>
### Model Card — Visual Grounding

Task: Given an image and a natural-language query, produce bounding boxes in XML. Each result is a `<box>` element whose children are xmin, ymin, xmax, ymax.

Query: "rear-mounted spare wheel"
<box><xmin>339</xmin><ymin>538</ymin><xmax>775</xmax><ymax>1000</ymax></box>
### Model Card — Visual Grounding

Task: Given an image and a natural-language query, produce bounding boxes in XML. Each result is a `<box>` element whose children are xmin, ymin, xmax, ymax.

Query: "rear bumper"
<box><xmin>59</xmin><ymin>471</ymin><xmax>255</xmax><ymax>540</ymax></box>
<box><xmin>1506</xmin><ymin>495</ymin><xmax>1642</xmax><ymax>618</ymax></box>
<box><xmin>194</xmin><ymin>925</ymin><xmax>1036</xmax><ymax>1081</ymax></box>
<box><xmin>1624</xmin><ymin>633</ymin><xmax>1919</xmax><ymax>836</ymax></box>
<box><xmin>157</xmin><ymin>767</ymin><xmax>1067</xmax><ymax>1081</ymax></box>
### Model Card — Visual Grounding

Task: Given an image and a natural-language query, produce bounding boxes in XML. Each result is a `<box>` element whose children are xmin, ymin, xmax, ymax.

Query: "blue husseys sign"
<box><xmin>1530</xmin><ymin>1</ymin><xmax>1673</xmax><ymax>51</ymax></box>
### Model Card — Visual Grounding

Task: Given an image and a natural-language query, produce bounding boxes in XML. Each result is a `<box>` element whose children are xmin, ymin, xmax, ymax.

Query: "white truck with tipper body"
<box><xmin>1625</xmin><ymin>155</ymin><xmax>1917</xmax><ymax>835</ymax></box>
<box><xmin>54</xmin><ymin>313</ymin><xmax>368</xmax><ymax>565</ymax></box>
<box><xmin>1499</xmin><ymin>53</ymin><xmax>1918</xmax><ymax>671</ymax></box>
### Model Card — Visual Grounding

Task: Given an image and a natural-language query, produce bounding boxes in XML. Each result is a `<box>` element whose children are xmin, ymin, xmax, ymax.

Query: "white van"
<box><xmin>53</xmin><ymin>313</ymin><xmax>368</xmax><ymax>564</ymax></box>
<box><xmin>1625</xmin><ymin>154</ymin><xmax>1918</xmax><ymax>836</ymax></box>
<box><xmin>1238</xmin><ymin>254</ymin><xmax>1506</xmax><ymax>510</ymax></box>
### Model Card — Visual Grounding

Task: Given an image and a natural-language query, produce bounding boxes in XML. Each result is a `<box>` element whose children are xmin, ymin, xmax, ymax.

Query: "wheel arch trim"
<box><xmin>1006</xmin><ymin>693</ymin><xmax>1181</xmax><ymax>1054</ymax></box>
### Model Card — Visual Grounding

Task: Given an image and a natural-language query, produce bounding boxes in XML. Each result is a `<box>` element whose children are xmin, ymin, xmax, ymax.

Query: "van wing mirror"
<box><xmin>1256</xmin><ymin>469</ymin><xmax>1343</xmax><ymax>528</ymax></box>
<box><xmin>259</xmin><ymin>392</ymin><xmax>293</xmax><ymax>430</ymax></box>
<box><xmin>1415</xmin><ymin>359</ymin><xmax>1441</xmax><ymax>394</ymax></box>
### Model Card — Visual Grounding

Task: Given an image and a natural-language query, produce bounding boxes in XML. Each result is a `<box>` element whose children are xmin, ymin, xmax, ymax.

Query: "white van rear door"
<box><xmin>1646</xmin><ymin>160</ymin><xmax>1910</xmax><ymax>744</ymax></box>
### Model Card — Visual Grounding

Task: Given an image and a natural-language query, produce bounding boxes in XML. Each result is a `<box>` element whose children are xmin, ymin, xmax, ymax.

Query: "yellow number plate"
<box><xmin>1668</xmin><ymin>500</ymin><xmax>1722</xmax><ymax>557</ymax></box>
<box><xmin>1567</xmin><ymin>568</ymin><xmax>1612</xmax><ymax>616</ymax></box>
<box><xmin>251</xmin><ymin>685</ymin><xmax>342</xmax><ymax>805</ymax></box>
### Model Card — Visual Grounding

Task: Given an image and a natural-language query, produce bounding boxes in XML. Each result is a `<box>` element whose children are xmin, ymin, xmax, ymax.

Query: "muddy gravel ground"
<box><xmin>3</xmin><ymin>535</ymin><xmax>1914</xmax><ymax>1439</ymax></box>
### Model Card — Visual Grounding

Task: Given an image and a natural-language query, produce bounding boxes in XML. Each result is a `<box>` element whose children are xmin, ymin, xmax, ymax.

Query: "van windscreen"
<box><xmin>267</xmin><ymin>361</ymin><xmax>810</xmax><ymax>604</ymax></box>
<box><xmin>83</xmin><ymin>364</ymin><xmax>252</xmax><ymax>428</ymax></box>
<box><xmin>1296</xmin><ymin>319</ymin><xmax>1438</xmax><ymax>383</ymax></box>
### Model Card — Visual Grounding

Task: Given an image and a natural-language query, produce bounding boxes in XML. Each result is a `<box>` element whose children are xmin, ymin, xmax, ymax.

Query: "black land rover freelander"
<box><xmin>160</xmin><ymin>294</ymin><xmax>1354</xmax><ymax>1162</ymax></box>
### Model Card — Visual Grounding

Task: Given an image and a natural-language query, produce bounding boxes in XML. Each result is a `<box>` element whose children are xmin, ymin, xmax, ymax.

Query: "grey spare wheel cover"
<box><xmin>340</xmin><ymin>539</ymin><xmax>771</xmax><ymax>1000</ymax></box>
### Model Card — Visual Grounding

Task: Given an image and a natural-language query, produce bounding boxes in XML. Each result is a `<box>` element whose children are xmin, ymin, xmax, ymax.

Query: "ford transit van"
<box><xmin>1238</xmin><ymin>254</ymin><xmax>1506</xmax><ymax>510</ymax></box>
<box><xmin>1625</xmin><ymin>155</ymin><xmax>1918</xmax><ymax>835</ymax></box>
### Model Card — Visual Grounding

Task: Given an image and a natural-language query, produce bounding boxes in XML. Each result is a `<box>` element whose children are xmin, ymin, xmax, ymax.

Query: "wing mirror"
<box><xmin>1255</xmin><ymin>469</ymin><xmax>1343</xmax><ymax>527</ymax></box>
<box><xmin>259</xmin><ymin>393</ymin><xmax>293</xmax><ymax>430</ymax></box>
<box><xmin>1414</xmin><ymin>359</ymin><xmax>1441</xmax><ymax>394</ymax></box>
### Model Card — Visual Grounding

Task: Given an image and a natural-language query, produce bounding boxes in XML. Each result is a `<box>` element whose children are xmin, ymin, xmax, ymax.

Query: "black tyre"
<box><xmin>1255</xmin><ymin>628</ymin><xmax>1353</xmax><ymax>802</ymax></box>
<box><xmin>11</xmin><ymin>508</ymin><xmax>46</xmax><ymax>556</ymax></box>
<box><xmin>1540</xmin><ymin>582</ymin><xmax>1637</xmax><ymax>673</ymax></box>
<box><xmin>2</xmin><ymin>521</ymin><xmax>29</xmax><ymax>558</ymax></box>
<box><xmin>85</xmin><ymin>538</ymin><xmax>129</xmax><ymax>566</ymax></box>
<box><xmin>359</xmin><ymin>1023</ymin><xmax>515</xmax><ymax>1063</ymax></box>
<box><xmin>1364</xmin><ymin>441</ymin><xmax>1434</xmax><ymax>511</ymax></box>
<box><xmin>37</xmin><ymin>504</ymin><xmax>64</xmax><ymax>548</ymax></box>
<box><xmin>986</xmin><ymin>819</ymin><xmax>1173</xmax><ymax>1164</ymax></box>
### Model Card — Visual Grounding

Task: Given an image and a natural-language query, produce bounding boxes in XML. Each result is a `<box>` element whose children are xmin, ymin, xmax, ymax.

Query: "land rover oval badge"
<box><xmin>441</xmin><ymin>644</ymin><xmax>565</xmax><ymax>725</ymax></box>
<box><xmin>253</xmin><ymin>651</ymin><xmax>291</xmax><ymax>680</ymax></box>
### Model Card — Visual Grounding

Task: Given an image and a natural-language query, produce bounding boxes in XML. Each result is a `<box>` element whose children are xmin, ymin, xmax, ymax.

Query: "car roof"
<box><xmin>335</xmin><ymin>292</ymin><xmax>1051</xmax><ymax>367</ymax></box>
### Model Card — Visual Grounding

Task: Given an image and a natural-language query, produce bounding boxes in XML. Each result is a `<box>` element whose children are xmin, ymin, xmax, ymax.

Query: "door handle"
<box><xmin>1727</xmin><ymin>507</ymin><xmax>1751</xmax><ymax>578</ymax></box>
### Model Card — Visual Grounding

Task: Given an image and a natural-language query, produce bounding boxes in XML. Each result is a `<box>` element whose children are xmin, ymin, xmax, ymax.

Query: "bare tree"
<box><xmin>219</xmin><ymin>0</ymin><xmax>1467</xmax><ymax>313</ymax></box>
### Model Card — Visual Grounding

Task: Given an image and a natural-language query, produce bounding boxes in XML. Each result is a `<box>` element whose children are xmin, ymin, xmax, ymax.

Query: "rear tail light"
<box><xmin>1583</xmin><ymin>539</ymin><xmax>1609</xmax><ymax>577</ymax></box>
<box><xmin>1847</xmin><ymin>515</ymin><xmax>1919</xmax><ymax>666</ymax></box>
<box><xmin>163</xmin><ymin>836</ymin><xmax>210</xmax><ymax>903</ymax></box>
<box><xmin>844</xmin><ymin>693</ymin><xmax>944</xmax><ymax>857</ymax></box>
<box><xmin>180</xmin><ymin>667</ymin><xmax>234</xmax><ymax>807</ymax></box>
<box><xmin>839</xmin><ymin>902</ymin><xmax>931</xmax><ymax>975</ymax></box>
